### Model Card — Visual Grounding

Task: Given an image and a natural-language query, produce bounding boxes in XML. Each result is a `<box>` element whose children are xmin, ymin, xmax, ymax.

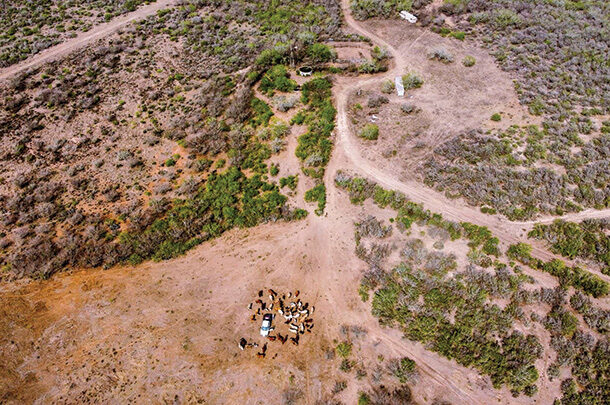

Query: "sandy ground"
<box><xmin>1</xmin><ymin>0</ymin><xmax>610</xmax><ymax>404</ymax></box>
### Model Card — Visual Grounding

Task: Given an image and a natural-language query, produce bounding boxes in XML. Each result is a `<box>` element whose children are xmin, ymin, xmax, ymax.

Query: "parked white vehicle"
<box><xmin>260</xmin><ymin>313</ymin><xmax>273</xmax><ymax>337</ymax></box>
<box><xmin>400</xmin><ymin>11</ymin><xmax>417</xmax><ymax>23</ymax></box>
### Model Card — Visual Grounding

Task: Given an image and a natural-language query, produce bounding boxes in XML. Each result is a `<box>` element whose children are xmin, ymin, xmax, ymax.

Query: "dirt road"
<box><xmin>0</xmin><ymin>0</ymin><xmax>179</xmax><ymax>81</ymax></box>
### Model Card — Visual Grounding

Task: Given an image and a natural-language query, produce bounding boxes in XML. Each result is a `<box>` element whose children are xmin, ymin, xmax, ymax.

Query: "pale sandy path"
<box><xmin>334</xmin><ymin>0</ymin><xmax>610</xmax><ymax>279</ymax></box>
<box><xmin>0</xmin><ymin>0</ymin><xmax>179</xmax><ymax>81</ymax></box>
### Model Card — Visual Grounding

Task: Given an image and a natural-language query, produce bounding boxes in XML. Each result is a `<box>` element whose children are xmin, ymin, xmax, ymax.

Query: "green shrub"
<box><xmin>462</xmin><ymin>55</ymin><xmax>476</xmax><ymax>67</ymax></box>
<box><xmin>402</xmin><ymin>72</ymin><xmax>424</xmax><ymax>89</ymax></box>
<box><xmin>491</xmin><ymin>113</ymin><xmax>502</xmax><ymax>121</ymax></box>
<box><xmin>359</xmin><ymin>124</ymin><xmax>379</xmax><ymax>140</ymax></box>
<box><xmin>390</xmin><ymin>357</ymin><xmax>417</xmax><ymax>383</ymax></box>
<box><xmin>279</xmin><ymin>175</ymin><xmax>298</xmax><ymax>190</ymax></box>
<box><xmin>307</xmin><ymin>43</ymin><xmax>335</xmax><ymax>63</ymax></box>
<box><xmin>336</xmin><ymin>341</ymin><xmax>352</xmax><ymax>358</ymax></box>
<box><xmin>259</xmin><ymin>65</ymin><xmax>297</xmax><ymax>96</ymax></box>
<box><xmin>305</xmin><ymin>183</ymin><xmax>326</xmax><ymax>215</ymax></box>
<box><xmin>381</xmin><ymin>79</ymin><xmax>395</xmax><ymax>94</ymax></box>
<box><xmin>357</xmin><ymin>392</ymin><xmax>370</xmax><ymax>405</ymax></box>
<box><xmin>250</xmin><ymin>98</ymin><xmax>274</xmax><ymax>127</ymax></box>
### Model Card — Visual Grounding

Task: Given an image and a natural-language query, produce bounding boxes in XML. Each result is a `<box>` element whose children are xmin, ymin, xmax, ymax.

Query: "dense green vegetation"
<box><xmin>371</xmin><ymin>259</ymin><xmax>542</xmax><ymax>395</ymax></box>
<box><xmin>293</xmin><ymin>76</ymin><xmax>336</xmax><ymax>215</ymax></box>
<box><xmin>120</xmin><ymin>167</ymin><xmax>289</xmax><ymax>264</ymax></box>
<box><xmin>279</xmin><ymin>175</ymin><xmax>298</xmax><ymax>191</ymax></box>
<box><xmin>529</xmin><ymin>220</ymin><xmax>610</xmax><ymax>271</ymax></box>
<box><xmin>259</xmin><ymin>65</ymin><xmax>297</xmax><ymax>96</ymax></box>
<box><xmin>304</xmin><ymin>184</ymin><xmax>327</xmax><ymax>216</ymax></box>
<box><xmin>507</xmin><ymin>243</ymin><xmax>608</xmax><ymax>298</ymax></box>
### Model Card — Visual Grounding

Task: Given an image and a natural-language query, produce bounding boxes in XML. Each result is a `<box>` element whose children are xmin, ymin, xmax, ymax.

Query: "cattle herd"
<box><xmin>238</xmin><ymin>289</ymin><xmax>315</xmax><ymax>358</ymax></box>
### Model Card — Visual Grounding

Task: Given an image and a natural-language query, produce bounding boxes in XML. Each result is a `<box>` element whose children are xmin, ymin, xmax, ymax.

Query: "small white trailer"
<box><xmin>395</xmin><ymin>76</ymin><xmax>405</xmax><ymax>97</ymax></box>
<box><xmin>400</xmin><ymin>11</ymin><xmax>418</xmax><ymax>23</ymax></box>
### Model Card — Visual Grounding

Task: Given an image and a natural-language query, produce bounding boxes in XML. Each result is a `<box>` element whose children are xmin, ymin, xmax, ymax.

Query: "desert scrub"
<box><xmin>388</xmin><ymin>357</ymin><xmax>417</xmax><ymax>383</ymax></box>
<box><xmin>462</xmin><ymin>55</ymin><xmax>476</xmax><ymax>67</ymax></box>
<box><xmin>359</xmin><ymin>124</ymin><xmax>379</xmax><ymax>140</ymax></box>
<box><xmin>528</xmin><ymin>219</ymin><xmax>610</xmax><ymax>268</ymax></box>
<box><xmin>428</xmin><ymin>48</ymin><xmax>454</xmax><ymax>63</ymax></box>
<box><xmin>507</xmin><ymin>244</ymin><xmax>608</xmax><ymax>298</ymax></box>
<box><xmin>350</xmin><ymin>0</ymin><xmax>431</xmax><ymax>20</ymax></box>
<box><xmin>370</xmin><ymin>261</ymin><xmax>543</xmax><ymax>395</ymax></box>
<box><xmin>420</xmin><ymin>127</ymin><xmax>608</xmax><ymax>220</ymax></box>
<box><xmin>402</xmin><ymin>72</ymin><xmax>424</xmax><ymax>89</ymax></box>
<box><xmin>0</xmin><ymin>0</ymin><xmax>346</xmax><ymax>280</ymax></box>
<box><xmin>305</xmin><ymin>183</ymin><xmax>327</xmax><ymax>216</ymax></box>
<box><xmin>380</xmin><ymin>79</ymin><xmax>395</xmax><ymax>94</ymax></box>
<box><xmin>335</xmin><ymin>172</ymin><xmax>607</xmax><ymax>296</ymax></box>
<box><xmin>491</xmin><ymin>113</ymin><xmax>502</xmax><ymax>121</ymax></box>
<box><xmin>0</xmin><ymin>0</ymin><xmax>153</xmax><ymax>67</ymax></box>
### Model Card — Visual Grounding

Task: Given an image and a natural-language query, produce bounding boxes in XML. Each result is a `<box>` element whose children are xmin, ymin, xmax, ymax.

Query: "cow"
<box><xmin>239</xmin><ymin>338</ymin><xmax>247</xmax><ymax>350</ymax></box>
<box><xmin>250</xmin><ymin>314</ymin><xmax>256</xmax><ymax>322</ymax></box>
<box><xmin>267</xmin><ymin>335</ymin><xmax>277</xmax><ymax>341</ymax></box>
<box><xmin>258</xmin><ymin>290</ymin><xmax>263</xmax><ymax>297</ymax></box>
<box><xmin>295</xmin><ymin>290</ymin><xmax>300</xmax><ymax>297</ymax></box>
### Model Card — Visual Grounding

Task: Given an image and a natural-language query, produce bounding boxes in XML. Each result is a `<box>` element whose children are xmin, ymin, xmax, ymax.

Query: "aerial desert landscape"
<box><xmin>0</xmin><ymin>0</ymin><xmax>608</xmax><ymax>404</ymax></box>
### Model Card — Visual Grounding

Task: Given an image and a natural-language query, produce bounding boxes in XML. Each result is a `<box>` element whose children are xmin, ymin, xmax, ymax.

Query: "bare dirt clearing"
<box><xmin>1</xmin><ymin>196</ymin><xmax>548</xmax><ymax>405</ymax></box>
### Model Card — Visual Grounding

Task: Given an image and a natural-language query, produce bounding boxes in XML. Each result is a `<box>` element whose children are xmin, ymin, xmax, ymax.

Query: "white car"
<box><xmin>260</xmin><ymin>313</ymin><xmax>273</xmax><ymax>337</ymax></box>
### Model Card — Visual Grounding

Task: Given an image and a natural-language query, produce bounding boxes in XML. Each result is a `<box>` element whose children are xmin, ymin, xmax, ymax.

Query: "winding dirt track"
<box><xmin>332</xmin><ymin>0</ymin><xmax>610</xmax><ymax>279</ymax></box>
<box><xmin>0</xmin><ymin>0</ymin><xmax>179</xmax><ymax>81</ymax></box>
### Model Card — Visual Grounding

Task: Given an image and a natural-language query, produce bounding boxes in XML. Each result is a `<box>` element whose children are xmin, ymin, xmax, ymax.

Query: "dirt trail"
<box><xmin>0</xmin><ymin>0</ymin><xmax>179</xmax><ymax>81</ymax></box>
<box><xmin>334</xmin><ymin>0</ymin><xmax>610</xmax><ymax>280</ymax></box>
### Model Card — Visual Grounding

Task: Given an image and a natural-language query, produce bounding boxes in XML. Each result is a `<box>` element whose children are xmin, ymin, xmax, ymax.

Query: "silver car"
<box><xmin>260</xmin><ymin>313</ymin><xmax>273</xmax><ymax>337</ymax></box>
